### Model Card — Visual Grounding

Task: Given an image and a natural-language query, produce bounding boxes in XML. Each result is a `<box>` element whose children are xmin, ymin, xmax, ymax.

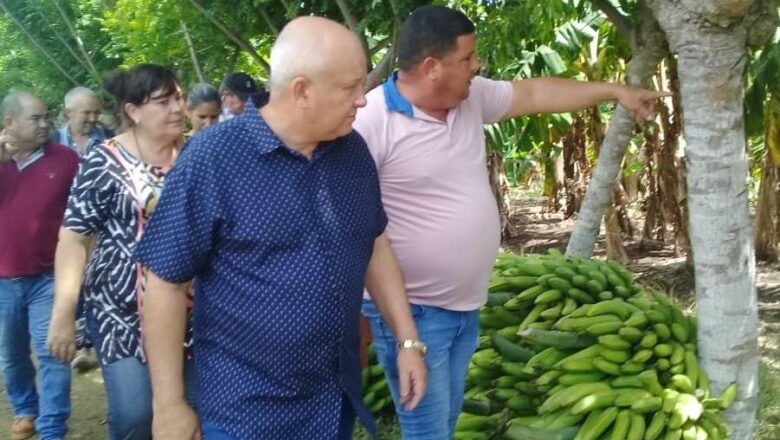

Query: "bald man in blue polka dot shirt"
<box><xmin>134</xmin><ymin>17</ymin><xmax>426</xmax><ymax>440</ymax></box>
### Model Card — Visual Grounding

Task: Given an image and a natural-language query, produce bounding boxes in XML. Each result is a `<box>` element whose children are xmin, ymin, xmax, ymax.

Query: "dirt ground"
<box><xmin>1</xmin><ymin>195</ymin><xmax>778</xmax><ymax>439</ymax></box>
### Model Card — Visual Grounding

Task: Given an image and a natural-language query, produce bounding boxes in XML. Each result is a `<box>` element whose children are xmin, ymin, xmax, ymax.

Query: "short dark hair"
<box><xmin>103</xmin><ymin>64</ymin><xmax>180</xmax><ymax>126</ymax></box>
<box><xmin>397</xmin><ymin>5</ymin><xmax>475</xmax><ymax>72</ymax></box>
<box><xmin>219</xmin><ymin>72</ymin><xmax>260</xmax><ymax>102</ymax></box>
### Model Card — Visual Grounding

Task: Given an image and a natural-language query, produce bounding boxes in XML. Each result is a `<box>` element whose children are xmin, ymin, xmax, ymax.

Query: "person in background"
<box><xmin>185</xmin><ymin>83</ymin><xmax>221</xmax><ymax>137</ymax></box>
<box><xmin>47</xmin><ymin>64</ymin><xmax>198</xmax><ymax>440</ymax></box>
<box><xmin>218</xmin><ymin>72</ymin><xmax>266</xmax><ymax>120</ymax></box>
<box><xmin>51</xmin><ymin>86</ymin><xmax>113</xmax><ymax>155</ymax></box>
<box><xmin>0</xmin><ymin>91</ymin><xmax>78</xmax><ymax>440</ymax></box>
<box><xmin>355</xmin><ymin>5</ymin><xmax>669</xmax><ymax>439</ymax></box>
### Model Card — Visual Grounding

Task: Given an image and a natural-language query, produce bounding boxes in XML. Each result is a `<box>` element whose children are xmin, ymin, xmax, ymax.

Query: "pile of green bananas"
<box><xmin>454</xmin><ymin>251</ymin><xmax>736</xmax><ymax>440</ymax></box>
<box><xmin>361</xmin><ymin>344</ymin><xmax>395</xmax><ymax>414</ymax></box>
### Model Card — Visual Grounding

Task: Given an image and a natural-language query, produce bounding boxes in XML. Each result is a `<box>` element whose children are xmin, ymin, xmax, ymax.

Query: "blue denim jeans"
<box><xmin>92</xmin><ymin>334</ymin><xmax>199</xmax><ymax>440</ymax></box>
<box><xmin>362</xmin><ymin>300</ymin><xmax>480</xmax><ymax>440</ymax></box>
<box><xmin>0</xmin><ymin>272</ymin><xmax>71</xmax><ymax>440</ymax></box>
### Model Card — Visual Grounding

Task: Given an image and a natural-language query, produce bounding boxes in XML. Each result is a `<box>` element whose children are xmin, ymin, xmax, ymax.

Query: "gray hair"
<box><xmin>187</xmin><ymin>83</ymin><xmax>220</xmax><ymax>108</ymax></box>
<box><xmin>1</xmin><ymin>91</ymin><xmax>37</xmax><ymax>120</ymax></box>
<box><xmin>64</xmin><ymin>86</ymin><xmax>98</xmax><ymax>109</ymax></box>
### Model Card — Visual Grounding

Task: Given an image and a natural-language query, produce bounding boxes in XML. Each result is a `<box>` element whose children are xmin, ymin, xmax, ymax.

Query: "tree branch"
<box><xmin>365</xmin><ymin>45</ymin><xmax>395</xmax><ymax>91</ymax></box>
<box><xmin>0</xmin><ymin>0</ymin><xmax>79</xmax><ymax>86</ymax></box>
<box><xmin>260</xmin><ymin>8</ymin><xmax>280</xmax><ymax>36</ymax></box>
<box><xmin>181</xmin><ymin>21</ymin><xmax>205</xmax><ymax>83</ymax></box>
<box><xmin>185</xmin><ymin>0</ymin><xmax>270</xmax><ymax>73</ymax></box>
<box><xmin>335</xmin><ymin>0</ymin><xmax>371</xmax><ymax>64</ymax></box>
<box><xmin>52</xmin><ymin>0</ymin><xmax>98</xmax><ymax>79</ymax></box>
<box><xmin>365</xmin><ymin>24</ymin><xmax>400</xmax><ymax>91</ymax></box>
<box><xmin>173</xmin><ymin>3</ymin><xmax>205</xmax><ymax>83</ymax></box>
<box><xmin>33</xmin><ymin>11</ymin><xmax>93</xmax><ymax>77</ymax></box>
<box><xmin>370</xmin><ymin>35</ymin><xmax>393</xmax><ymax>56</ymax></box>
<box><xmin>589</xmin><ymin>0</ymin><xmax>635</xmax><ymax>40</ymax></box>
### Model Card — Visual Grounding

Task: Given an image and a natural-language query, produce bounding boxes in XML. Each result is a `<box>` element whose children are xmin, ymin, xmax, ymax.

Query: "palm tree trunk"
<box><xmin>646</xmin><ymin>1</ymin><xmax>776</xmax><ymax>436</ymax></box>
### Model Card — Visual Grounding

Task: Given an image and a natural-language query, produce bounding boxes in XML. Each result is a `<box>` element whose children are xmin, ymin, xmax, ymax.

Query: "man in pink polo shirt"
<box><xmin>355</xmin><ymin>5</ymin><xmax>667</xmax><ymax>439</ymax></box>
<box><xmin>0</xmin><ymin>92</ymin><xmax>78</xmax><ymax>440</ymax></box>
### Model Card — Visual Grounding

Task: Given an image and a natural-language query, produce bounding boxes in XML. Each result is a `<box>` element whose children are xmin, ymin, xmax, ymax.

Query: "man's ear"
<box><xmin>290</xmin><ymin>76</ymin><xmax>312</xmax><ymax>109</ymax></box>
<box><xmin>420</xmin><ymin>57</ymin><xmax>441</xmax><ymax>81</ymax></box>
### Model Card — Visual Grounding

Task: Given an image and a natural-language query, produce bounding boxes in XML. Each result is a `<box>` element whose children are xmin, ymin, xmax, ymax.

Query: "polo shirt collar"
<box><xmin>383</xmin><ymin>71</ymin><xmax>414</xmax><ymax>117</ymax></box>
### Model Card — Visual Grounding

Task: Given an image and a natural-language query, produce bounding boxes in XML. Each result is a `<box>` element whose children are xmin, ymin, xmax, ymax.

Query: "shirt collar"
<box><xmin>245</xmin><ymin>110</ymin><xmax>285</xmax><ymax>156</ymax></box>
<box><xmin>13</xmin><ymin>144</ymin><xmax>46</xmax><ymax>171</ymax></box>
<box><xmin>245</xmin><ymin>107</ymin><xmax>340</xmax><ymax>161</ymax></box>
<box><xmin>382</xmin><ymin>71</ymin><xmax>414</xmax><ymax>117</ymax></box>
<box><xmin>60</xmin><ymin>124</ymin><xmax>105</xmax><ymax>145</ymax></box>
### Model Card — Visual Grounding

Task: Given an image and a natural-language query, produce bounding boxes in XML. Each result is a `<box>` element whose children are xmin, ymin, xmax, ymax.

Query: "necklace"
<box><xmin>131</xmin><ymin>128</ymin><xmax>176</xmax><ymax>169</ymax></box>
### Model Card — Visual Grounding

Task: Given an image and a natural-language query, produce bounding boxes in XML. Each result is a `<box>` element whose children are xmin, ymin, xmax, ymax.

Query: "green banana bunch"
<box><xmin>453</xmin><ymin>252</ymin><xmax>738</xmax><ymax>440</ymax></box>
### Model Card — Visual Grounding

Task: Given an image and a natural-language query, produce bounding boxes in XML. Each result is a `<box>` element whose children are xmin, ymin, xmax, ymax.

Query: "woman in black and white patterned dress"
<box><xmin>47</xmin><ymin>64</ymin><xmax>197</xmax><ymax>440</ymax></box>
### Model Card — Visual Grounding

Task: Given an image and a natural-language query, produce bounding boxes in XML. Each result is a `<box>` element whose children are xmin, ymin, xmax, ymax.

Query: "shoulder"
<box><xmin>187</xmin><ymin>112</ymin><xmax>258</xmax><ymax>157</ymax></box>
<box><xmin>49</xmin><ymin>127</ymin><xmax>66</xmax><ymax>143</ymax></box>
<box><xmin>465</xmin><ymin>76</ymin><xmax>513</xmax><ymax>102</ymax></box>
<box><xmin>354</xmin><ymin>86</ymin><xmax>388</xmax><ymax>135</ymax></box>
<box><xmin>331</xmin><ymin>131</ymin><xmax>376</xmax><ymax>170</ymax></box>
<box><xmin>361</xmin><ymin>85</ymin><xmax>388</xmax><ymax>117</ymax></box>
<box><xmin>79</xmin><ymin>140</ymin><xmax>120</xmax><ymax>170</ymax></box>
<box><xmin>96</xmin><ymin>126</ymin><xmax>115</xmax><ymax>139</ymax></box>
<box><xmin>45</xmin><ymin>142</ymin><xmax>79</xmax><ymax>164</ymax></box>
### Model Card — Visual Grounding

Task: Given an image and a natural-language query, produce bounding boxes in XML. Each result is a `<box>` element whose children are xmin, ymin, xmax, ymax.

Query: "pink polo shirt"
<box><xmin>354</xmin><ymin>74</ymin><xmax>514</xmax><ymax>311</ymax></box>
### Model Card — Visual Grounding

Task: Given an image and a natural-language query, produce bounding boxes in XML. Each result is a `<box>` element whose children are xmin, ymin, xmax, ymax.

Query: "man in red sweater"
<box><xmin>0</xmin><ymin>92</ymin><xmax>78</xmax><ymax>440</ymax></box>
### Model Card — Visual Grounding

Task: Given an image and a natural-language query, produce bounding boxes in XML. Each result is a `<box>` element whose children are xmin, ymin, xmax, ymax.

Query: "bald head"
<box><xmin>268</xmin><ymin>16</ymin><xmax>366</xmax><ymax>95</ymax></box>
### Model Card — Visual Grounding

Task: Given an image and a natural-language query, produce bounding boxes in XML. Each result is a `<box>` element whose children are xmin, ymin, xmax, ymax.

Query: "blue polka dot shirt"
<box><xmin>134</xmin><ymin>110</ymin><xmax>386</xmax><ymax>438</ymax></box>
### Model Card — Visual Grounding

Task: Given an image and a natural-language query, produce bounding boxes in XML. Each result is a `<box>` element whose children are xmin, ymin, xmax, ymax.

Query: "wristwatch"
<box><xmin>396</xmin><ymin>339</ymin><xmax>427</xmax><ymax>356</ymax></box>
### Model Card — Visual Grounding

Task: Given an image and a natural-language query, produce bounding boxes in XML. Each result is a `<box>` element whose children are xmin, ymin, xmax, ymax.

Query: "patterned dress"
<box><xmin>64</xmin><ymin>139</ymin><xmax>192</xmax><ymax>364</ymax></box>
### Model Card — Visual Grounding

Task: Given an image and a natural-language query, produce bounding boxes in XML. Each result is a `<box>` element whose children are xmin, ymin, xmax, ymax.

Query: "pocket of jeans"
<box><xmin>409</xmin><ymin>304</ymin><xmax>426</xmax><ymax>319</ymax></box>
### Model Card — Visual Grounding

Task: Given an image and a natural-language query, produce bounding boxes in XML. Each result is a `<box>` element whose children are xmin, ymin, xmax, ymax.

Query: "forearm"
<box><xmin>143</xmin><ymin>271</ymin><xmax>189</xmax><ymax>408</ymax></box>
<box><xmin>365</xmin><ymin>233</ymin><xmax>419</xmax><ymax>341</ymax></box>
<box><xmin>508</xmin><ymin>78</ymin><xmax>626</xmax><ymax>118</ymax></box>
<box><xmin>52</xmin><ymin>228</ymin><xmax>91</xmax><ymax>318</ymax></box>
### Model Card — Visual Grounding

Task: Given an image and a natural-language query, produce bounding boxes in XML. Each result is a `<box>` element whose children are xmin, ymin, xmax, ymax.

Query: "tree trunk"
<box><xmin>646</xmin><ymin>1</ymin><xmax>775</xmax><ymax>437</ymax></box>
<box><xmin>563</xmin><ymin>114</ymin><xmax>590</xmax><ymax>219</ymax></box>
<box><xmin>487</xmin><ymin>151</ymin><xmax>513</xmax><ymax>238</ymax></box>
<box><xmin>605</xmin><ymin>202</ymin><xmax>630</xmax><ymax>264</ymax></box>
<box><xmin>566</xmin><ymin>3</ymin><xmax>667</xmax><ymax>257</ymax></box>
<box><xmin>755</xmin><ymin>93</ymin><xmax>780</xmax><ymax>261</ymax></box>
